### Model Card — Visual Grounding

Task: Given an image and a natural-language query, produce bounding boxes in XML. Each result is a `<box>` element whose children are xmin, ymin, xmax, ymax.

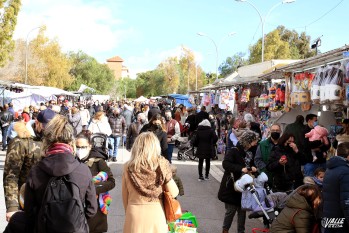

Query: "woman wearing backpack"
<box><xmin>24</xmin><ymin>115</ymin><xmax>97</xmax><ymax>233</ymax></box>
<box><xmin>76</xmin><ymin>131</ymin><xmax>115</xmax><ymax>233</ymax></box>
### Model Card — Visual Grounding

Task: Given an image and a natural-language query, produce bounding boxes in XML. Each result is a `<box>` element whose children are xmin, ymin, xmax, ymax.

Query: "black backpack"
<box><xmin>37</xmin><ymin>174</ymin><xmax>88</xmax><ymax>233</ymax></box>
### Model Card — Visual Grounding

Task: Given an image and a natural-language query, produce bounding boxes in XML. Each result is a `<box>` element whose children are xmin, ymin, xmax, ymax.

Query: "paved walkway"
<box><xmin>0</xmin><ymin>148</ymin><xmax>264</xmax><ymax>233</ymax></box>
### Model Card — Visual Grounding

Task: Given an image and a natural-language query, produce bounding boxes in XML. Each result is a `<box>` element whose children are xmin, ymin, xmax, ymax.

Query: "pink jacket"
<box><xmin>305</xmin><ymin>126</ymin><xmax>329</xmax><ymax>145</ymax></box>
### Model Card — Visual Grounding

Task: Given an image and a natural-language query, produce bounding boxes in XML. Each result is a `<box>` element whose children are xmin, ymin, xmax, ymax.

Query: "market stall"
<box><xmin>258</xmin><ymin>45</ymin><xmax>349</xmax><ymax>137</ymax></box>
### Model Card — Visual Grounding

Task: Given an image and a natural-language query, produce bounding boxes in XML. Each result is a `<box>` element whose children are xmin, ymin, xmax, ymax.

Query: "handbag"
<box><xmin>163</xmin><ymin>190</ymin><xmax>182</xmax><ymax>222</ymax></box>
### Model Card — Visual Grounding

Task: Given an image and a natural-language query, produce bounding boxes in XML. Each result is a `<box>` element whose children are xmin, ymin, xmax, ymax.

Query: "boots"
<box><xmin>222</xmin><ymin>229</ymin><xmax>229</xmax><ymax>233</ymax></box>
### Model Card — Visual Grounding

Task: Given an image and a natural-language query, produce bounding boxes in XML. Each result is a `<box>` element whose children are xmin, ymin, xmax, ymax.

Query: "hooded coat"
<box><xmin>270</xmin><ymin>192</ymin><xmax>316</xmax><ymax>233</ymax></box>
<box><xmin>194</xmin><ymin>119</ymin><xmax>218</xmax><ymax>159</ymax></box>
<box><xmin>322</xmin><ymin>156</ymin><xmax>349</xmax><ymax>232</ymax></box>
<box><xmin>24</xmin><ymin>150</ymin><xmax>97</xmax><ymax>232</ymax></box>
<box><xmin>82</xmin><ymin>148</ymin><xmax>115</xmax><ymax>233</ymax></box>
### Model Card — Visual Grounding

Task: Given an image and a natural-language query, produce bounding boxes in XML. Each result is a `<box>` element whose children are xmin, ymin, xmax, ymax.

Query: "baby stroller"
<box><xmin>234</xmin><ymin>172</ymin><xmax>287</xmax><ymax>232</ymax></box>
<box><xmin>91</xmin><ymin>133</ymin><xmax>110</xmax><ymax>157</ymax></box>
<box><xmin>176</xmin><ymin>137</ymin><xmax>196</xmax><ymax>161</ymax></box>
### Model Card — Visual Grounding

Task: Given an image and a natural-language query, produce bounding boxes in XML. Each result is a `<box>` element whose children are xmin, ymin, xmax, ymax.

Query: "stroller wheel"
<box><xmin>177</xmin><ymin>152</ymin><xmax>183</xmax><ymax>160</ymax></box>
<box><xmin>188</xmin><ymin>148</ymin><xmax>196</xmax><ymax>161</ymax></box>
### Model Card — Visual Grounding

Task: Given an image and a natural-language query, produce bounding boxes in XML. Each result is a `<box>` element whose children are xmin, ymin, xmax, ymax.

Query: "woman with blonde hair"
<box><xmin>24</xmin><ymin>115</ymin><xmax>97</xmax><ymax>232</ymax></box>
<box><xmin>88</xmin><ymin>111</ymin><xmax>112</xmax><ymax>136</ymax></box>
<box><xmin>122</xmin><ymin>132</ymin><xmax>179</xmax><ymax>233</ymax></box>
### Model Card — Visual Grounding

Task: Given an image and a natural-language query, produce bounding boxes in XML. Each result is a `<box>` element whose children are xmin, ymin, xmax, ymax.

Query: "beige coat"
<box><xmin>122</xmin><ymin>165</ymin><xmax>179</xmax><ymax>233</ymax></box>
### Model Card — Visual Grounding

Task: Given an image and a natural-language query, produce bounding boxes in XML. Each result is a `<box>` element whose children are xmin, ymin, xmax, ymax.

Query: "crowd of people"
<box><xmin>1</xmin><ymin>98</ymin><xmax>349</xmax><ymax>233</ymax></box>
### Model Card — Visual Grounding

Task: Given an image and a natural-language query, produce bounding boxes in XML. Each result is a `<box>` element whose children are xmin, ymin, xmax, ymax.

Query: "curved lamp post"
<box><xmin>197</xmin><ymin>32</ymin><xmax>237</xmax><ymax>80</ymax></box>
<box><xmin>235</xmin><ymin>0</ymin><xmax>295</xmax><ymax>62</ymax></box>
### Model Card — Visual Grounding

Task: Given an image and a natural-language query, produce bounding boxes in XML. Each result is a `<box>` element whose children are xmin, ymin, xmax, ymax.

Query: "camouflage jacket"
<box><xmin>3</xmin><ymin>122</ymin><xmax>42</xmax><ymax>212</ymax></box>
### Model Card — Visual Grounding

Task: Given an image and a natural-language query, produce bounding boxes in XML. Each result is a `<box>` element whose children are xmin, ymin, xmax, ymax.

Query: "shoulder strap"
<box><xmin>96</xmin><ymin>122</ymin><xmax>102</xmax><ymax>133</ymax></box>
<box><xmin>291</xmin><ymin>209</ymin><xmax>303</xmax><ymax>225</ymax></box>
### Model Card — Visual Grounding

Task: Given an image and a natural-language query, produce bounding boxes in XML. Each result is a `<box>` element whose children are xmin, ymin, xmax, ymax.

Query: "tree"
<box><xmin>248</xmin><ymin>25</ymin><xmax>316</xmax><ymax>64</ymax></box>
<box><xmin>0</xmin><ymin>0</ymin><xmax>21</xmax><ymax>67</ymax></box>
<box><xmin>68</xmin><ymin>51</ymin><xmax>115</xmax><ymax>94</ymax></box>
<box><xmin>219</xmin><ymin>52</ymin><xmax>248</xmax><ymax>78</ymax></box>
<box><xmin>136</xmin><ymin>69</ymin><xmax>165</xmax><ymax>97</ymax></box>
<box><xmin>0</xmin><ymin>39</ymin><xmax>25</xmax><ymax>81</ymax></box>
<box><xmin>28</xmin><ymin>27</ymin><xmax>73</xmax><ymax>89</ymax></box>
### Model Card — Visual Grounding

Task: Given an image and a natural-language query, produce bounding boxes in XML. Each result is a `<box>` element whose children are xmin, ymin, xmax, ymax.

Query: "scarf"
<box><xmin>45</xmin><ymin>143</ymin><xmax>74</xmax><ymax>157</ymax></box>
<box><xmin>128</xmin><ymin>158</ymin><xmax>172</xmax><ymax>202</ymax></box>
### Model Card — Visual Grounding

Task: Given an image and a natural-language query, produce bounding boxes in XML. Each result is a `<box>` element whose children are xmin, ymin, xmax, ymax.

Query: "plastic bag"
<box><xmin>311</xmin><ymin>67</ymin><xmax>324</xmax><ymax>104</ymax></box>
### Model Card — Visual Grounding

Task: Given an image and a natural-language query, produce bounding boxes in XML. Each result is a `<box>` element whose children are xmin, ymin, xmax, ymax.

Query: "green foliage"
<box><xmin>0</xmin><ymin>0</ymin><xmax>21</xmax><ymax>67</ymax></box>
<box><xmin>114</xmin><ymin>77</ymin><xmax>137</xmax><ymax>99</ymax></box>
<box><xmin>68</xmin><ymin>51</ymin><xmax>115</xmax><ymax>94</ymax></box>
<box><xmin>248</xmin><ymin>25</ymin><xmax>316</xmax><ymax>64</ymax></box>
<box><xmin>136</xmin><ymin>69</ymin><xmax>166</xmax><ymax>97</ymax></box>
<box><xmin>219</xmin><ymin>52</ymin><xmax>248</xmax><ymax>78</ymax></box>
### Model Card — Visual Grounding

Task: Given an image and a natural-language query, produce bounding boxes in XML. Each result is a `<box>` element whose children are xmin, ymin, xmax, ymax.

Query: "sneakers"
<box><xmin>109</xmin><ymin>157</ymin><xmax>117</xmax><ymax>162</ymax></box>
<box><xmin>204</xmin><ymin>175</ymin><xmax>210</xmax><ymax>180</ymax></box>
<box><xmin>112</xmin><ymin>157</ymin><xmax>117</xmax><ymax>162</ymax></box>
<box><xmin>198</xmin><ymin>176</ymin><xmax>204</xmax><ymax>181</ymax></box>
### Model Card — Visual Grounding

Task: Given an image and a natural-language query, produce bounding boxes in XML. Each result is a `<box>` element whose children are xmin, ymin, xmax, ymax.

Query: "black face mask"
<box><xmin>153</xmin><ymin>123</ymin><xmax>162</xmax><ymax>130</ymax></box>
<box><xmin>270</xmin><ymin>132</ymin><xmax>280</xmax><ymax>140</ymax></box>
<box><xmin>165</xmin><ymin>116</ymin><xmax>171</xmax><ymax>121</ymax></box>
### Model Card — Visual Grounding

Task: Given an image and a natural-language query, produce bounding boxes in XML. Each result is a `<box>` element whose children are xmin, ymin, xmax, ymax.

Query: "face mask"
<box><xmin>155</xmin><ymin>123</ymin><xmax>162</xmax><ymax>130</ymax></box>
<box><xmin>270</xmin><ymin>132</ymin><xmax>280</xmax><ymax>140</ymax></box>
<box><xmin>313</xmin><ymin>121</ymin><xmax>318</xmax><ymax>127</ymax></box>
<box><xmin>140</xmin><ymin>119</ymin><xmax>146</xmax><ymax>124</ymax></box>
<box><xmin>76</xmin><ymin>148</ymin><xmax>89</xmax><ymax>160</ymax></box>
<box><xmin>165</xmin><ymin>116</ymin><xmax>171</xmax><ymax>121</ymax></box>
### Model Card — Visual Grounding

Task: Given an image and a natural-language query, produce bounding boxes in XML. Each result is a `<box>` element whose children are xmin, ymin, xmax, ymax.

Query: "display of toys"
<box><xmin>311</xmin><ymin>67</ymin><xmax>324</xmax><ymax>104</ymax></box>
<box><xmin>240</xmin><ymin>88</ymin><xmax>251</xmax><ymax>103</ymax></box>
<box><xmin>168</xmin><ymin>212</ymin><xmax>198</xmax><ymax>233</ymax></box>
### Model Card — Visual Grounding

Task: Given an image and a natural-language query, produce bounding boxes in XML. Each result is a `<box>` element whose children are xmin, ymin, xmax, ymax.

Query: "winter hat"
<box><xmin>234</xmin><ymin>174</ymin><xmax>254</xmax><ymax>192</ymax></box>
<box><xmin>37</xmin><ymin>109</ymin><xmax>56</xmax><ymax>128</ymax></box>
<box><xmin>254</xmin><ymin>172</ymin><xmax>268</xmax><ymax>188</ymax></box>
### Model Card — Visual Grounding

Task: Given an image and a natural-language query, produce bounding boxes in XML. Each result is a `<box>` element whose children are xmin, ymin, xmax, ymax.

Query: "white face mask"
<box><xmin>76</xmin><ymin>148</ymin><xmax>90</xmax><ymax>160</ymax></box>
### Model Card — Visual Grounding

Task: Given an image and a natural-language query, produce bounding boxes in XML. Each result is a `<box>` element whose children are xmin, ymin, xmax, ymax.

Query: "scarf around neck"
<box><xmin>128</xmin><ymin>157</ymin><xmax>172</xmax><ymax>202</ymax></box>
<box><xmin>45</xmin><ymin>143</ymin><xmax>74</xmax><ymax>157</ymax></box>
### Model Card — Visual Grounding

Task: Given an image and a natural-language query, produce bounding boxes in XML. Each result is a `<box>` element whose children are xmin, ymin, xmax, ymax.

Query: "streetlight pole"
<box><xmin>25</xmin><ymin>26</ymin><xmax>42</xmax><ymax>84</ymax></box>
<box><xmin>197</xmin><ymin>32</ymin><xmax>236</xmax><ymax>80</ymax></box>
<box><xmin>235</xmin><ymin>0</ymin><xmax>295</xmax><ymax>62</ymax></box>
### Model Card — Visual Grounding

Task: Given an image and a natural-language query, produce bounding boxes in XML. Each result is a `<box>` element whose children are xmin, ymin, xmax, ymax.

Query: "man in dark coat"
<box><xmin>283</xmin><ymin>115</ymin><xmax>306</xmax><ymax>150</ymax></box>
<box><xmin>196</xmin><ymin>106</ymin><xmax>209</xmax><ymax>124</ymax></box>
<box><xmin>0</xmin><ymin>104</ymin><xmax>14</xmax><ymax>151</ymax></box>
<box><xmin>192</xmin><ymin>119</ymin><xmax>218</xmax><ymax>181</ymax></box>
<box><xmin>322</xmin><ymin>142</ymin><xmax>349</xmax><ymax>233</ymax></box>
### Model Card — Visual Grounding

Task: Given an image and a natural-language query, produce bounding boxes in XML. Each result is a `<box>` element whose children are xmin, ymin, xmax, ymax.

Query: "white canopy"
<box><xmin>134</xmin><ymin>96</ymin><xmax>148</xmax><ymax>102</ymax></box>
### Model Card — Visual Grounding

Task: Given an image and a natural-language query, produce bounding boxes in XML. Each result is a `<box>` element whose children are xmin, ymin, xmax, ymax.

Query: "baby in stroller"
<box><xmin>176</xmin><ymin>137</ymin><xmax>196</xmax><ymax>161</ymax></box>
<box><xmin>234</xmin><ymin>172</ymin><xmax>288</xmax><ymax>232</ymax></box>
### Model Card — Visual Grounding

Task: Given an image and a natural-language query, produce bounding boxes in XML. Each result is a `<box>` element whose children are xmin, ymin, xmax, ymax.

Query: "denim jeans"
<box><xmin>109</xmin><ymin>136</ymin><xmax>121</xmax><ymax>158</ymax></box>
<box><xmin>222</xmin><ymin>203</ymin><xmax>246</xmax><ymax>233</ymax></box>
<box><xmin>167</xmin><ymin>143</ymin><xmax>174</xmax><ymax>163</ymax></box>
<box><xmin>2</xmin><ymin>126</ymin><xmax>9</xmax><ymax>150</ymax></box>
<box><xmin>303</xmin><ymin>162</ymin><xmax>326</xmax><ymax>177</ymax></box>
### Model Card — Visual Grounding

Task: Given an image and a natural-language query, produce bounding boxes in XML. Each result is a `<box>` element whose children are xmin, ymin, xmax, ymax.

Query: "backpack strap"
<box><xmin>291</xmin><ymin>209</ymin><xmax>303</xmax><ymax>225</ymax></box>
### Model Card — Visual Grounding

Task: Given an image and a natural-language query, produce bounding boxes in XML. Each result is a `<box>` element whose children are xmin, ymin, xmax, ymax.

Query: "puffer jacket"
<box><xmin>322</xmin><ymin>156</ymin><xmax>349</xmax><ymax>232</ymax></box>
<box><xmin>270</xmin><ymin>192</ymin><xmax>316</xmax><ymax>233</ymax></box>
<box><xmin>108</xmin><ymin>114</ymin><xmax>126</xmax><ymax>137</ymax></box>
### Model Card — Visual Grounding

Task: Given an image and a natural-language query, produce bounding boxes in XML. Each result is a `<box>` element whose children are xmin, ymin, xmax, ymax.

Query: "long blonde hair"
<box><xmin>42</xmin><ymin>115</ymin><xmax>75</xmax><ymax>152</ymax></box>
<box><xmin>127</xmin><ymin>132</ymin><xmax>161</xmax><ymax>173</ymax></box>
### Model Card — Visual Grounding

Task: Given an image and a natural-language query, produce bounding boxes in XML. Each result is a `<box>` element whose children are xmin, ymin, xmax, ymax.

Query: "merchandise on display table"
<box><xmin>290</xmin><ymin>72</ymin><xmax>314</xmax><ymax>111</ymax></box>
<box><xmin>168</xmin><ymin>212</ymin><xmax>198</xmax><ymax>233</ymax></box>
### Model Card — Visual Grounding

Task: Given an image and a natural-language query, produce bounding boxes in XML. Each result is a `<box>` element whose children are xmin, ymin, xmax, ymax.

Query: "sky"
<box><xmin>13</xmin><ymin>0</ymin><xmax>349</xmax><ymax>79</ymax></box>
